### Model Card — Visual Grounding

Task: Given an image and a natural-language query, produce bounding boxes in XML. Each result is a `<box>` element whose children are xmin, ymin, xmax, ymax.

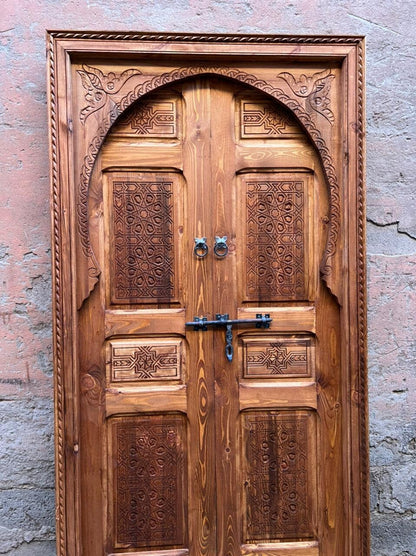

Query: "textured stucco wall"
<box><xmin>0</xmin><ymin>1</ymin><xmax>415</xmax><ymax>555</ymax></box>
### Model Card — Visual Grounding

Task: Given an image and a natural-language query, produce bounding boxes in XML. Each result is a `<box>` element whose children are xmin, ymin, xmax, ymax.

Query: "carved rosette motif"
<box><xmin>111</xmin><ymin>179</ymin><xmax>175</xmax><ymax>303</ymax></box>
<box><xmin>245</xmin><ymin>179</ymin><xmax>306</xmax><ymax>301</ymax></box>
<box><xmin>113</xmin><ymin>415</ymin><xmax>186</xmax><ymax>548</ymax></box>
<box><xmin>244</xmin><ymin>412</ymin><xmax>314</xmax><ymax>541</ymax></box>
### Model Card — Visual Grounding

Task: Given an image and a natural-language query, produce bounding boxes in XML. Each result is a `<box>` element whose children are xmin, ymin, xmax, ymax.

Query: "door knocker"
<box><xmin>214</xmin><ymin>236</ymin><xmax>228</xmax><ymax>258</ymax></box>
<box><xmin>194</xmin><ymin>237</ymin><xmax>208</xmax><ymax>258</ymax></box>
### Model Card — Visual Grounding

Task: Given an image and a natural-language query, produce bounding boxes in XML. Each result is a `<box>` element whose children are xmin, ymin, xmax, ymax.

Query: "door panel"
<box><xmin>242</xmin><ymin>410</ymin><xmax>317</xmax><ymax>542</ymax></box>
<box><xmin>109</xmin><ymin>414</ymin><xmax>188</xmax><ymax>550</ymax></box>
<box><xmin>81</xmin><ymin>77</ymin><xmax>340</xmax><ymax>554</ymax></box>
<box><xmin>240</xmin><ymin>173</ymin><xmax>312</xmax><ymax>303</ymax></box>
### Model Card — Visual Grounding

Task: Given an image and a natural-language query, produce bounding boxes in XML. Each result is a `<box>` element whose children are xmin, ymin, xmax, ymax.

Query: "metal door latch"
<box><xmin>185</xmin><ymin>313</ymin><xmax>271</xmax><ymax>362</ymax></box>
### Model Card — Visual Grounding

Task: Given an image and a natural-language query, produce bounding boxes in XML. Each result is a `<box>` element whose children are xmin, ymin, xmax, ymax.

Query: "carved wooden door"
<box><xmin>49</xmin><ymin>33</ymin><xmax>367</xmax><ymax>556</ymax></box>
<box><xmin>79</xmin><ymin>76</ymin><xmax>336</xmax><ymax>555</ymax></box>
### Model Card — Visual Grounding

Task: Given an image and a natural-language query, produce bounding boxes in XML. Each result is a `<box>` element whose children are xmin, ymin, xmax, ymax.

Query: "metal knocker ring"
<box><xmin>194</xmin><ymin>237</ymin><xmax>208</xmax><ymax>258</ymax></box>
<box><xmin>214</xmin><ymin>236</ymin><xmax>228</xmax><ymax>258</ymax></box>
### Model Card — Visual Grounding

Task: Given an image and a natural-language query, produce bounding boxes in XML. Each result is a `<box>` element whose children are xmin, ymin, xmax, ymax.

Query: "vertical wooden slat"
<box><xmin>182</xmin><ymin>79</ymin><xmax>217</xmax><ymax>554</ymax></box>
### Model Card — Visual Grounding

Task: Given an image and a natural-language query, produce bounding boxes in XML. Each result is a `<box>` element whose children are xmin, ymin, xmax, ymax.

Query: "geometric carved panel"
<box><xmin>245</xmin><ymin>178</ymin><xmax>306</xmax><ymax>301</ymax></box>
<box><xmin>108</xmin><ymin>339</ymin><xmax>182</xmax><ymax>382</ymax></box>
<box><xmin>112</xmin><ymin>414</ymin><xmax>186</xmax><ymax>549</ymax></box>
<box><xmin>110</xmin><ymin>175</ymin><xmax>177</xmax><ymax>304</ymax></box>
<box><xmin>240</xmin><ymin>99</ymin><xmax>302</xmax><ymax>139</ymax></box>
<box><xmin>243</xmin><ymin>411</ymin><xmax>315</xmax><ymax>542</ymax></box>
<box><xmin>243</xmin><ymin>336</ymin><xmax>313</xmax><ymax>379</ymax></box>
<box><xmin>112</xmin><ymin>97</ymin><xmax>178</xmax><ymax>138</ymax></box>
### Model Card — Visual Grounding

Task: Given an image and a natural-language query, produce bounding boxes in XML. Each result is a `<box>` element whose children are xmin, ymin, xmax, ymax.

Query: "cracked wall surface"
<box><xmin>0</xmin><ymin>1</ymin><xmax>415</xmax><ymax>555</ymax></box>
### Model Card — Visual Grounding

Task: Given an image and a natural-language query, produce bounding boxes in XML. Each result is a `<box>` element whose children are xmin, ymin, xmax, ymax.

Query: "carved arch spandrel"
<box><xmin>76</xmin><ymin>65</ymin><xmax>341</xmax><ymax>308</ymax></box>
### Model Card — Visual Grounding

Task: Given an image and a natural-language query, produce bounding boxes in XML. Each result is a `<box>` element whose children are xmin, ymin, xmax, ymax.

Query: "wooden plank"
<box><xmin>105</xmin><ymin>385</ymin><xmax>187</xmax><ymax>416</ymax></box>
<box><xmin>210</xmin><ymin>79</ymin><xmax>241</xmax><ymax>553</ymax></box>
<box><xmin>109</xmin><ymin>550</ymin><xmax>189</xmax><ymax>556</ymax></box>
<box><xmin>241</xmin><ymin>540</ymin><xmax>319</xmax><ymax>555</ymax></box>
<box><xmin>102</xmin><ymin>143</ymin><xmax>183</xmax><ymax>171</ymax></box>
<box><xmin>239</xmin><ymin>382</ymin><xmax>317</xmax><ymax>410</ymax></box>
<box><xmin>181</xmin><ymin>79</ymin><xmax>217</xmax><ymax>554</ymax></box>
<box><xmin>237</xmin><ymin>307</ymin><xmax>316</xmax><ymax>333</ymax></box>
<box><xmin>104</xmin><ymin>309</ymin><xmax>185</xmax><ymax>338</ymax></box>
<box><xmin>236</xmin><ymin>143</ymin><xmax>315</xmax><ymax>171</ymax></box>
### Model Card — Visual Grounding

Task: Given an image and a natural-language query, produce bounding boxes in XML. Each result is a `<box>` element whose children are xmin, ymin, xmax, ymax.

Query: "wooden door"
<box><xmin>79</xmin><ymin>77</ymin><xmax>337</xmax><ymax>555</ymax></box>
<box><xmin>48</xmin><ymin>33</ymin><xmax>367</xmax><ymax>556</ymax></box>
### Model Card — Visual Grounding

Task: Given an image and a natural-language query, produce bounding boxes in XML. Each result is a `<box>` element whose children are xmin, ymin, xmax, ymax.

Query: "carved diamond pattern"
<box><xmin>244</xmin><ymin>413</ymin><xmax>313</xmax><ymax>541</ymax></box>
<box><xmin>112</xmin><ymin>343</ymin><xmax>180</xmax><ymax>381</ymax></box>
<box><xmin>245</xmin><ymin>180</ymin><xmax>305</xmax><ymax>301</ymax></box>
<box><xmin>248</xmin><ymin>344</ymin><xmax>307</xmax><ymax>374</ymax></box>
<box><xmin>111</xmin><ymin>180</ymin><xmax>175</xmax><ymax>303</ymax></box>
<box><xmin>114</xmin><ymin>416</ymin><xmax>186</xmax><ymax>548</ymax></box>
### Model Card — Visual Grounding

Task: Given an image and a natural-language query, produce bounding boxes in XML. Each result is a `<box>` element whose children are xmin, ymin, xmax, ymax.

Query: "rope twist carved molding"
<box><xmin>356</xmin><ymin>40</ymin><xmax>369</xmax><ymax>553</ymax></box>
<box><xmin>50</xmin><ymin>30</ymin><xmax>363</xmax><ymax>44</ymax></box>
<box><xmin>78</xmin><ymin>65</ymin><xmax>341</xmax><ymax>302</ymax></box>
<box><xmin>48</xmin><ymin>33</ymin><xmax>66</xmax><ymax>556</ymax></box>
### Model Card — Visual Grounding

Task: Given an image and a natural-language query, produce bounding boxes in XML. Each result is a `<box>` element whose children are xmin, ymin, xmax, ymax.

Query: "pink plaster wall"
<box><xmin>0</xmin><ymin>1</ymin><xmax>415</xmax><ymax>554</ymax></box>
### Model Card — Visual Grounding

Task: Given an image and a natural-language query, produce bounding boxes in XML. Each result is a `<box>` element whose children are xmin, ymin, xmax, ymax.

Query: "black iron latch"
<box><xmin>185</xmin><ymin>313</ymin><xmax>271</xmax><ymax>362</ymax></box>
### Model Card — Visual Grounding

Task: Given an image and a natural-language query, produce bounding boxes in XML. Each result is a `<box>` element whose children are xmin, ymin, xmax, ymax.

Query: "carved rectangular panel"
<box><xmin>111</xmin><ymin>414</ymin><xmax>187</xmax><ymax>549</ymax></box>
<box><xmin>112</xmin><ymin>96</ymin><xmax>179</xmax><ymax>138</ymax></box>
<box><xmin>242</xmin><ymin>336</ymin><xmax>314</xmax><ymax>379</ymax></box>
<box><xmin>242</xmin><ymin>411</ymin><xmax>316</xmax><ymax>542</ymax></box>
<box><xmin>244</xmin><ymin>176</ymin><xmax>308</xmax><ymax>301</ymax></box>
<box><xmin>107</xmin><ymin>338</ymin><xmax>183</xmax><ymax>383</ymax></box>
<box><xmin>240</xmin><ymin>99</ymin><xmax>302</xmax><ymax>138</ymax></box>
<box><xmin>109</xmin><ymin>173</ymin><xmax>180</xmax><ymax>305</ymax></box>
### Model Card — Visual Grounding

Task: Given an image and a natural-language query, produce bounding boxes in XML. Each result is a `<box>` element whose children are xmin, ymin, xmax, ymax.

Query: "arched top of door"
<box><xmin>78</xmin><ymin>66</ymin><xmax>341</xmax><ymax>306</ymax></box>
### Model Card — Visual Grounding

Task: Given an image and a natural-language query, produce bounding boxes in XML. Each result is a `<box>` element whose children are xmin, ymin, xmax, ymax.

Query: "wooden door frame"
<box><xmin>47</xmin><ymin>31</ymin><xmax>367</xmax><ymax>555</ymax></box>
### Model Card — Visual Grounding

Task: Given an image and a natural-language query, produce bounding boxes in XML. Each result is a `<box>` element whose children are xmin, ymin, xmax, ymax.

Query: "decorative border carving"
<box><xmin>77</xmin><ymin>64</ymin><xmax>142</xmax><ymax>123</ymax></box>
<box><xmin>48</xmin><ymin>33</ymin><xmax>66</xmax><ymax>556</ymax></box>
<box><xmin>357</xmin><ymin>40</ymin><xmax>369</xmax><ymax>554</ymax></box>
<box><xmin>50</xmin><ymin>31</ymin><xmax>363</xmax><ymax>44</ymax></box>
<box><xmin>78</xmin><ymin>65</ymin><xmax>340</xmax><ymax>299</ymax></box>
<box><xmin>277</xmin><ymin>69</ymin><xmax>335</xmax><ymax>124</ymax></box>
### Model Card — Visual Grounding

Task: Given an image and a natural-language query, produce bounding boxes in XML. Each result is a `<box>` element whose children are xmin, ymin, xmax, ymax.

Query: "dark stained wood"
<box><xmin>48</xmin><ymin>32</ymin><xmax>367</xmax><ymax>556</ymax></box>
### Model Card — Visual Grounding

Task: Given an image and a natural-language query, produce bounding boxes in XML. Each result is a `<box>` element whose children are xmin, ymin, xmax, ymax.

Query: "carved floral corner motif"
<box><xmin>77</xmin><ymin>64</ymin><xmax>142</xmax><ymax>123</ymax></box>
<box><xmin>277</xmin><ymin>69</ymin><xmax>335</xmax><ymax>124</ymax></box>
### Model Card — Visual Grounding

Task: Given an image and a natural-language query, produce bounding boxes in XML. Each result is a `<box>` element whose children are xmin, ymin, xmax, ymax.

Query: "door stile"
<box><xmin>182</xmin><ymin>80</ymin><xmax>217</xmax><ymax>554</ymax></box>
<box><xmin>210</xmin><ymin>81</ymin><xmax>242</xmax><ymax>553</ymax></box>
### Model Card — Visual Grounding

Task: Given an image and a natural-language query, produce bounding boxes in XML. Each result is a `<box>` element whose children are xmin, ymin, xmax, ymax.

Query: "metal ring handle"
<box><xmin>214</xmin><ymin>236</ymin><xmax>228</xmax><ymax>258</ymax></box>
<box><xmin>194</xmin><ymin>237</ymin><xmax>208</xmax><ymax>258</ymax></box>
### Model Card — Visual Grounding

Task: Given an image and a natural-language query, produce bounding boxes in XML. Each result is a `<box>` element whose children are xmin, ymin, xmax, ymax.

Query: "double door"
<box><xmin>79</xmin><ymin>77</ymin><xmax>344</xmax><ymax>555</ymax></box>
